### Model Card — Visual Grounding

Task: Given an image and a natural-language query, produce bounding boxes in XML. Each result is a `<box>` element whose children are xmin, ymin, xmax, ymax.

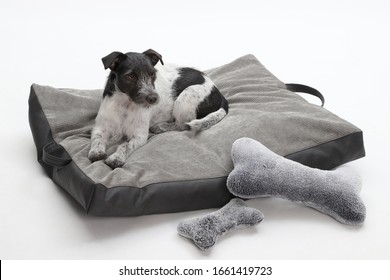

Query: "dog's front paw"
<box><xmin>105</xmin><ymin>153</ymin><xmax>126</xmax><ymax>169</ymax></box>
<box><xmin>88</xmin><ymin>148</ymin><xmax>107</xmax><ymax>162</ymax></box>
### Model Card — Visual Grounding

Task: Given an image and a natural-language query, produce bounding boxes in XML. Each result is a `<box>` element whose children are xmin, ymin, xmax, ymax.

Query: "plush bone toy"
<box><xmin>178</xmin><ymin>138</ymin><xmax>365</xmax><ymax>250</ymax></box>
<box><xmin>227</xmin><ymin>137</ymin><xmax>366</xmax><ymax>226</ymax></box>
<box><xmin>177</xmin><ymin>198</ymin><xmax>264</xmax><ymax>250</ymax></box>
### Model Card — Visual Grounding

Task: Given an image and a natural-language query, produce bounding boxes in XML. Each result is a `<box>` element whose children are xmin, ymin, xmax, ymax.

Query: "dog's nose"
<box><xmin>146</xmin><ymin>95</ymin><xmax>158</xmax><ymax>104</ymax></box>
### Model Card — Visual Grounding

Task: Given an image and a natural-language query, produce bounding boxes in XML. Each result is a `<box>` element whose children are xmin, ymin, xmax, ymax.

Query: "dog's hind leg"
<box><xmin>88</xmin><ymin>127</ymin><xmax>109</xmax><ymax>162</ymax></box>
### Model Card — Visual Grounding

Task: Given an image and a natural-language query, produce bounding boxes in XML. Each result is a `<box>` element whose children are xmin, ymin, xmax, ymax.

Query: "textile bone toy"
<box><xmin>227</xmin><ymin>137</ymin><xmax>366</xmax><ymax>226</ymax></box>
<box><xmin>177</xmin><ymin>198</ymin><xmax>264</xmax><ymax>250</ymax></box>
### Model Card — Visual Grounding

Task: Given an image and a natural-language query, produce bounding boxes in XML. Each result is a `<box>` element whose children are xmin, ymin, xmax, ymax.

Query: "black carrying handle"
<box><xmin>42</xmin><ymin>142</ymin><xmax>72</xmax><ymax>167</ymax></box>
<box><xmin>285</xmin><ymin>83</ymin><xmax>325</xmax><ymax>107</ymax></box>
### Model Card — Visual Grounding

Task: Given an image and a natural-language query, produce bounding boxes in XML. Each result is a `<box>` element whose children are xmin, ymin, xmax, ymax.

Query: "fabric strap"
<box><xmin>285</xmin><ymin>83</ymin><xmax>325</xmax><ymax>107</ymax></box>
<box><xmin>42</xmin><ymin>142</ymin><xmax>72</xmax><ymax>167</ymax></box>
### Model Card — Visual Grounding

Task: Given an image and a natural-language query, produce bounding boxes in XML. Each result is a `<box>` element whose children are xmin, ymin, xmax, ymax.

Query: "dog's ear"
<box><xmin>102</xmin><ymin>51</ymin><xmax>125</xmax><ymax>70</ymax></box>
<box><xmin>143</xmin><ymin>49</ymin><xmax>164</xmax><ymax>66</ymax></box>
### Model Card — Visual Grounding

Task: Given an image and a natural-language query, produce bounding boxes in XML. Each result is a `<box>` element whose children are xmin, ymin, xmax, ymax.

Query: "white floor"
<box><xmin>1</xmin><ymin>0</ymin><xmax>389</xmax><ymax>259</ymax></box>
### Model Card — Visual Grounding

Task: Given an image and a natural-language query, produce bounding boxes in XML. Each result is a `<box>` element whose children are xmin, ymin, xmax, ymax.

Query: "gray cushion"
<box><xmin>28</xmin><ymin>54</ymin><xmax>365</xmax><ymax>216</ymax></box>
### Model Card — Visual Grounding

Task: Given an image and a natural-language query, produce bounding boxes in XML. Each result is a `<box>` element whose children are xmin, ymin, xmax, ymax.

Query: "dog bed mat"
<box><xmin>28</xmin><ymin>54</ymin><xmax>365</xmax><ymax>216</ymax></box>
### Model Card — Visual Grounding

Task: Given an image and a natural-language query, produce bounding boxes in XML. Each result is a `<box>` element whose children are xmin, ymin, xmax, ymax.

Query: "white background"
<box><xmin>0</xmin><ymin>0</ymin><xmax>389</xmax><ymax>259</ymax></box>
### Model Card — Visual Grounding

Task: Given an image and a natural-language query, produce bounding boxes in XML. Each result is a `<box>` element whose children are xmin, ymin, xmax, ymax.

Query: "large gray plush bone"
<box><xmin>227</xmin><ymin>138</ymin><xmax>366</xmax><ymax>226</ymax></box>
<box><xmin>177</xmin><ymin>198</ymin><xmax>264</xmax><ymax>250</ymax></box>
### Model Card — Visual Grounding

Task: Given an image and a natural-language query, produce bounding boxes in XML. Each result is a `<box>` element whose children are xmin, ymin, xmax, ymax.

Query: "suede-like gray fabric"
<box><xmin>227</xmin><ymin>138</ymin><xmax>366</xmax><ymax>225</ymax></box>
<box><xmin>32</xmin><ymin>54</ymin><xmax>362</xmax><ymax>189</ymax></box>
<box><xmin>177</xmin><ymin>198</ymin><xmax>263</xmax><ymax>250</ymax></box>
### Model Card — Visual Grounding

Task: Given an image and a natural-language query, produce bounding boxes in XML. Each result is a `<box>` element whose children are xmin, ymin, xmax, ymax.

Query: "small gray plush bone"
<box><xmin>227</xmin><ymin>138</ymin><xmax>366</xmax><ymax>226</ymax></box>
<box><xmin>177</xmin><ymin>198</ymin><xmax>264</xmax><ymax>250</ymax></box>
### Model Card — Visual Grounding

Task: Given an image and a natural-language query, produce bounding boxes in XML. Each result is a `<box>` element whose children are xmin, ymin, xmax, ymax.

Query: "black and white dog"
<box><xmin>88</xmin><ymin>49</ymin><xmax>228</xmax><ymax>168</ymax></box>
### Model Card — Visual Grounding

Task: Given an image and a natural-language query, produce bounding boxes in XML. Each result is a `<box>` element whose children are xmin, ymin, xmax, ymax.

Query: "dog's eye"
<box><xmin>126</xmin><ymin>73</ymin><xmax>137</xmax><ymax>80</ymax></box>
<box><xmin>150</xmin><ymin>72</ymin><xmax>155</xmax><ymax>78</ymax></box>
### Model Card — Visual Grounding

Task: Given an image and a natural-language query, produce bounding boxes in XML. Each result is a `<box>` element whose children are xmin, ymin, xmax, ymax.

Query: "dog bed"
<box><xmin>28</xmin><ymin>54</ymin><xmax>365</xmax><ymax>216</ymax></box>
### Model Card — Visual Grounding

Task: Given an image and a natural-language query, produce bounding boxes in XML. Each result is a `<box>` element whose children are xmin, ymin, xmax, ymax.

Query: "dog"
<box><xmin>88</xmin><ymin>49</ymin><xmax>229</xmax><ymax>169</ymax></box>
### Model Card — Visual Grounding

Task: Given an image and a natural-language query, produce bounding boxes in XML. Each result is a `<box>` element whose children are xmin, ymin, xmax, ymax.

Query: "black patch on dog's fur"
<box><xmin>172</xmin><ymin>68</ymin><xmax>205</xmax><ymax>97</ymax></box>
<box><xmin>103</xmin><ymin>72</ymin><xmax>116</xmax><ymax>98</ymax></box>
<box><xmin>196</xmin><ymin>86</ymin><xmax>228</xmax><ymax>119</ymax></box>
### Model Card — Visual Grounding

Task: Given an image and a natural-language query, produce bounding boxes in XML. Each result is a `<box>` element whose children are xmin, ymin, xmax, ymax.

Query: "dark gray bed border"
<box><xmin>28</xmin><ymin>85</ymin><xmax>365</xmax><ymax>216</ymax></box>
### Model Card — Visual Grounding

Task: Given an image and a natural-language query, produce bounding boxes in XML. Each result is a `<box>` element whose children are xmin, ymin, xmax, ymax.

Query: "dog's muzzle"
<box><xmin>146</xmin><ymin>93</ymin><xmax>159</xmax><ymax>105</ymax></box>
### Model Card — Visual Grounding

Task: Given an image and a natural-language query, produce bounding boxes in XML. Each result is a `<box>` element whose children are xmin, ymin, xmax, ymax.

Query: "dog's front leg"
<box><xmin>105</xmin><ymin>135</ymin><xmax>147</xmax><ymax>169</ymax></box>
<box><xmin>88</xmin><ymin>127</ymin><xmax>109</xmax><ymax>162</ymax></box>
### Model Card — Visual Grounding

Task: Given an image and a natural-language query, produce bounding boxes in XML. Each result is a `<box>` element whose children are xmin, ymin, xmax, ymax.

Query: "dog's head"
<box><xmin>102</xmin><ymin>49</ymin><xmax>164</xmax><ymax>107</ymax></box>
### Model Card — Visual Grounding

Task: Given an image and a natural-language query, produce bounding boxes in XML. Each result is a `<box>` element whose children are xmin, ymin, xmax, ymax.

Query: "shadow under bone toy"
<box><xmin>227</xmin><ymin>137</ymin><xmax>366</xmax><ymax>226</ymax></box>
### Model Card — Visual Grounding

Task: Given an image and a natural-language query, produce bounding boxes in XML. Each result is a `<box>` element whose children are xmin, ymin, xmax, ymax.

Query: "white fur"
<box><xmin>89</xmin><ymin>90</ymin><xmax>151</xmax><ymax>167</ymax></box>
<box><xmin>149</xmin><ymin>64</ymin><xmax>179</xmax><ymax>126</ymax></box>
<box><xmin>95</xmin><ymin>90</ymin><xmax>150</xmax><ymax>142</ymax></box>
<box><xmin>173</xmin><ymin>77</ymin><xmax>215</xmax><ymax>123</ymax></box>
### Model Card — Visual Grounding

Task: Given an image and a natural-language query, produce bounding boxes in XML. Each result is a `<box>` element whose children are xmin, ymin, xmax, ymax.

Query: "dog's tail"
<box><xmin>187</xmin><ymin>107</ymin><xmax>227</xmax><ymax>131</ymax></box>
